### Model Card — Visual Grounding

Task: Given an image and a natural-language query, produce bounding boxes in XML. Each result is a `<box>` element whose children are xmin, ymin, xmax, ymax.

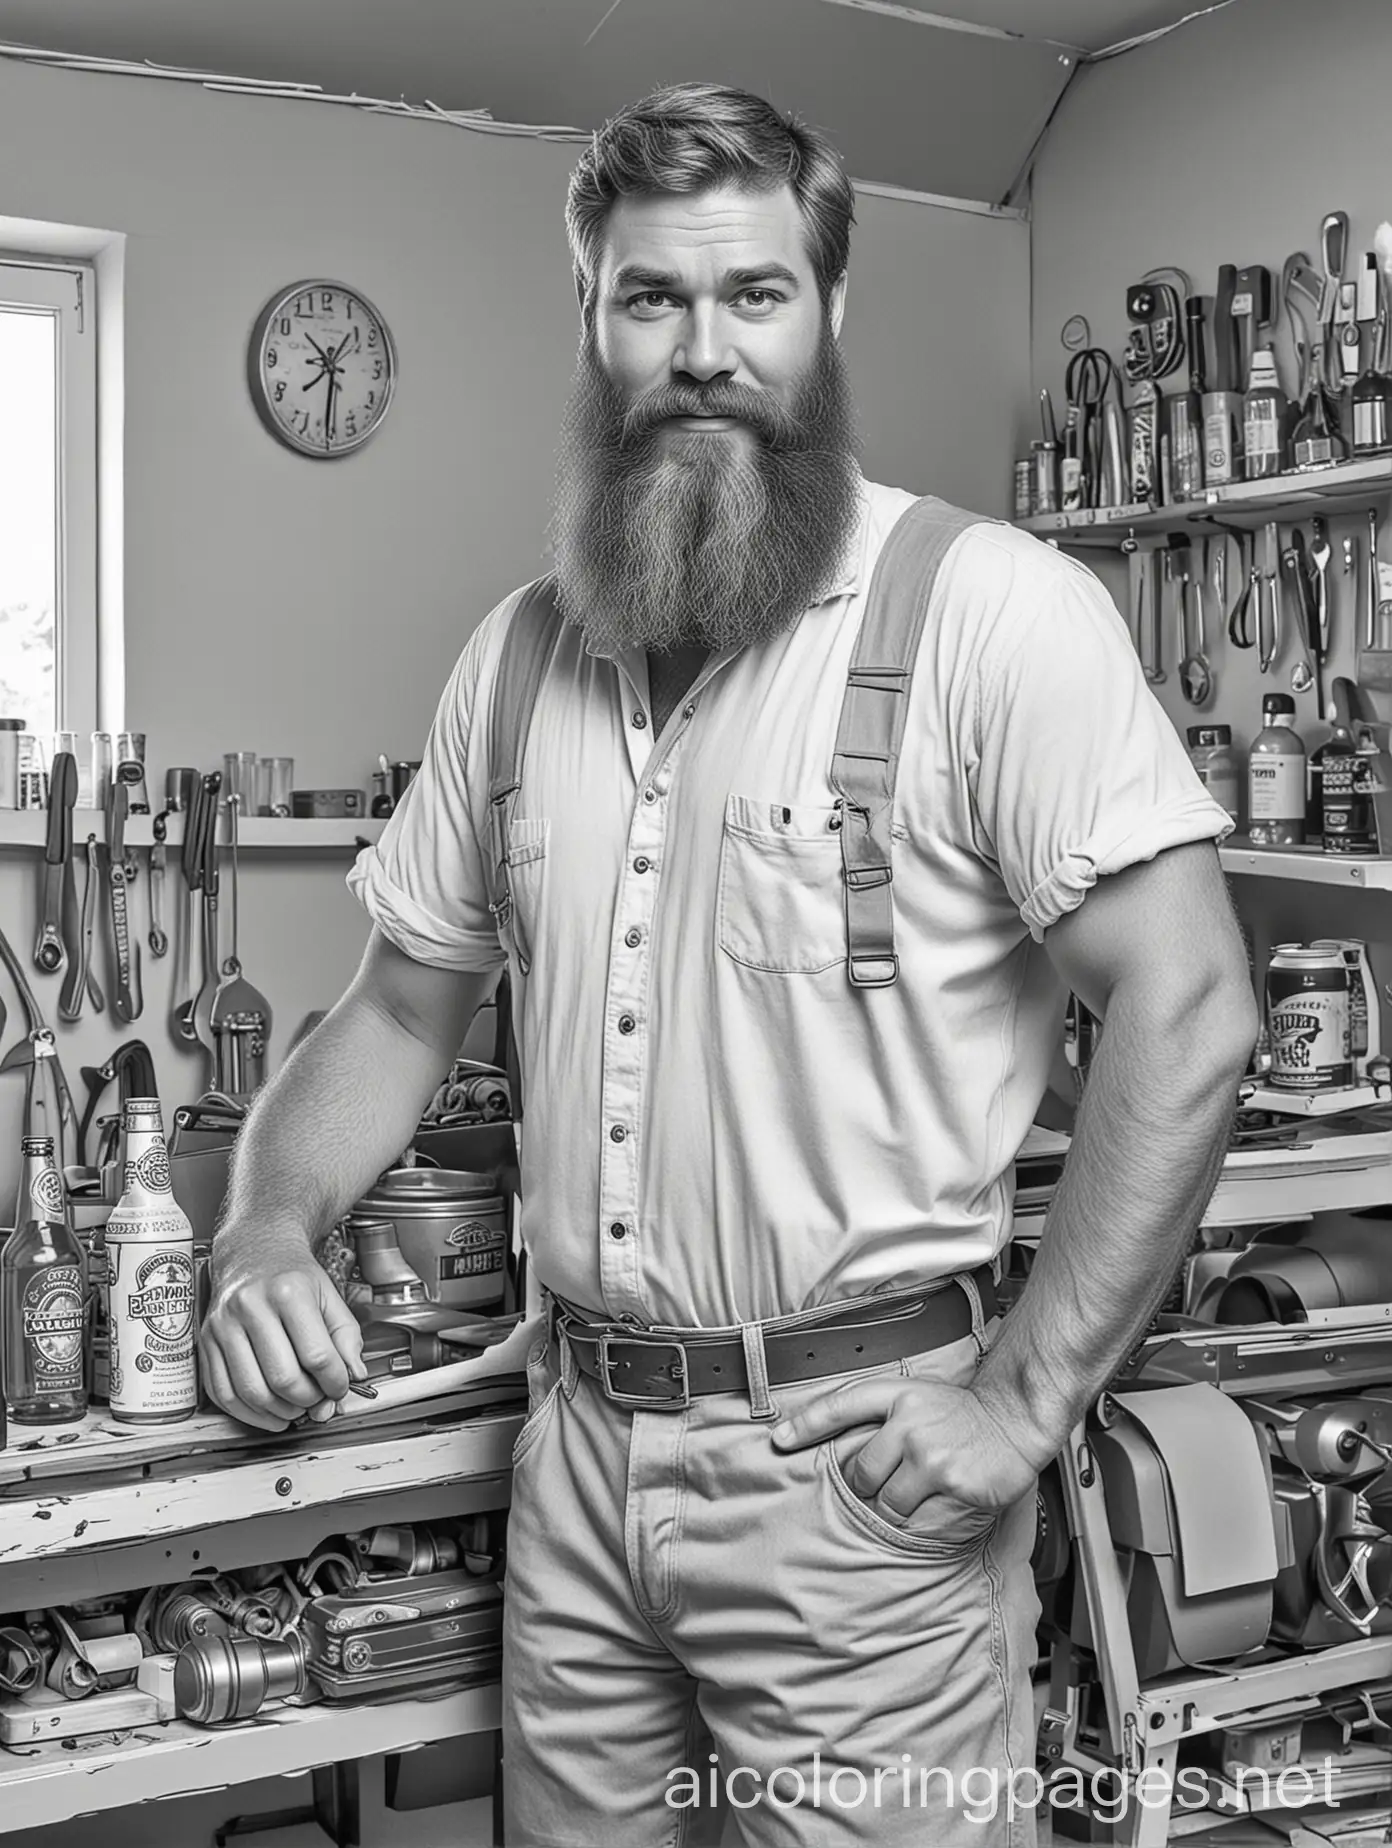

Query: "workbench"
<box><xmin>0</xmin><ymin>1379</ymin><xmax>525</xmax><ymax>1839</ymax></box>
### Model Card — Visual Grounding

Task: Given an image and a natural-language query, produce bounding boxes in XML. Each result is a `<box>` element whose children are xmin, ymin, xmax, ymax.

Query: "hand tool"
<box><xmin>33</xmin><ymin>752</ymin><xmax>75</xmax><ymax>979</ymax></box>
<box><xmin>103</xmin><ymin>781</ymin><xmax>142</xmax><ymax>1024</ymax></box>
<box><xmin>1281</xmin><ymin>528</ymin><xmax>1325</xmax><ymax>716</ymax></box>
<box><xmin>173</xmin><ymin>772</ymin><xmax>209</xmax><ymax>1041</ymax></box>
<box><xmin>210</xmin><ymin>796</ymin><xmax>274</xmax><ymax>1096</ymax></box>
<box><xmin>1319</xmin><ymin>211</ymin><xmax>1350</xmax><ymax>393</ymax></box>
<box><xmin>1169</xmin><ymin>535</ymin><xmax>1212</xmax><ymax>706</ymax></box>
<box><xmin>148</xmin><ymin>808</ymin><xmax>170</xmax><ymax>958</ymax></box>
<box><xmin>189</xmin><ymin>772</ymin><xmax>224</xmax><ymax>1065</ymax></box>
<box><xmin>59</xmin><ymin>835</ymin><xmax>105</xmax><ymax>1021</ymax></box>
<box><xmin>1061</xmin><ymin>348</ymin><xmax>1115</xmax><ymax>510</ymax></box>
<box><xmin>1370</xmin><ymin>509</ymin><xmax>1382</xmax><ymax>651</ymax></box>
<box><xmin>1209</xmin><ymin>527</ymin><xmax>1227</xmax><ymax>625</ymax></box>
<box><xmin>1232</xmin><ymin>264</ymin><xmax>1273</xmax><ymax>390</ymax></box>
<box><xmin>1309</xmin><ymin>516</ymin><xmax>1333</xmax><ymax>662</ymax></box>
<box><xmin>1259</xmin><ymin>522</ymin><xmax>1282</xmax><ymax>674</ymax></box>
<box><xmin>0</xmin><ymin>922</ymin><xmax>78</xmax><ymax>1171</ymax></box>
<box><xmin>1203</xmin><ymin>264</ymin><xmax>1243</xmax><ymax>484</ymax></box>
<box><xmin>1227</xmin><ymin>530</ymin><xmax>1258</xmax><ymax>649</ymax></box>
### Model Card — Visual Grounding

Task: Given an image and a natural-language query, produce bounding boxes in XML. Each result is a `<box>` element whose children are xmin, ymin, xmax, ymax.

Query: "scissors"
<box><xmin>1061</xmin><ymin>348</ymin><xmax>1117</xmax><ymax>512</ymax></box>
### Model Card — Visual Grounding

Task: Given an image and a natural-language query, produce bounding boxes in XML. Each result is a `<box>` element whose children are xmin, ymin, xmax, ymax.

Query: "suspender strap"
<box><xmin>485</xmin><ymin>574</ymin><xmax>564</xmax><ymax>976</ymax></box>
<box><xmin>830</xmin><ymin>497</ymin><xmax>984</xmax><ymax>988</ymax></box>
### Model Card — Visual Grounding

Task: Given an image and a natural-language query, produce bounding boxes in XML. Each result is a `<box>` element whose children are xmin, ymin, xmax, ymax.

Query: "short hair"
<box><xmin>566</xmin><ymin>81</ymin><xmax>856</xmax><ymax>312</ymax></box>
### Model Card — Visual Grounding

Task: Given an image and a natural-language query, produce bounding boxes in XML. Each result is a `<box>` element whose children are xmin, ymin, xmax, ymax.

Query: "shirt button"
<box><xmin>610</xmin><ymin>1125</ymin><xmax>627</xmax><ymax>1143</ymax></box>
<box><xmin>624</xmin><ymin>928</ymin><xmax>642</xmax><ymax>948</ymax></box>
<box><xmin>642</xmin><ymin>787</ymin><xmax>658</xmax><ymax>804</ymax></box>
<box><xmin>633</xmin><ymin>856</ymin><xmax>651</xmax><ymax>874</ymax></box>
<box><xmin>631</xmin><ymin>710</ymin><xmax>647</xmax><ymax>730</ymax></box>
<box><xmin>618</xmin><ymin>1014</ymin><xmax>637</xmax><ymax>1034</ymax></box>
<box><xmin>682</xmin><ymin>702</ymin><xmax>696</xmax><ymax>720</ymax></box>
<box><xmin>609</xmin><ymin>1221</ymin><xmax>627</xmax><ymax>1240</ymax></box>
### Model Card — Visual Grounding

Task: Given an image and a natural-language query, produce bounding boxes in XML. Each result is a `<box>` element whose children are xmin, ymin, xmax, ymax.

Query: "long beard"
<box><xmin>550</xmin><ymin>328</ymin><xmax>862</xmax><ymax>656</ymax></box>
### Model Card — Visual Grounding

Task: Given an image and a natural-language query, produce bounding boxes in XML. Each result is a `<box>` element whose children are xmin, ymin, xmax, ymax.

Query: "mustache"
<box><xmin>618</xmin><ymin>381</ymin><xmax>802</xmax><ymax>449</ymax></box>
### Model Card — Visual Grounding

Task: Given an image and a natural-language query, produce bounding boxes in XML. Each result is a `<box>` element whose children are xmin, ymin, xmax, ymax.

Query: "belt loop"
<box><xmin>740</xmin><ymin>1322</ymin><xmax>779</xmax><ymax>1422</ymax></box>
<box><xmin>958</xmin><ymin>1272</ymin><xmax>987</xmax><ymax>1356</ymax></box>
<box><xmin>554</xmin><ymin>1313</ymin><xmax>580</xmax><ymax>1399</ymax></box>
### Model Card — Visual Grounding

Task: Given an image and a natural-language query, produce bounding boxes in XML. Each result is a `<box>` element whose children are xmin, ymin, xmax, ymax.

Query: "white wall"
<box><xmin>1029</xmin><ymin>0</ymin><xmax>1392</xmax><ymax>990</ymax></box>
<box><xmin>0</xmin><ymin>52</ymin><xmax>1028</xmax><ymax>1201</ymax></box>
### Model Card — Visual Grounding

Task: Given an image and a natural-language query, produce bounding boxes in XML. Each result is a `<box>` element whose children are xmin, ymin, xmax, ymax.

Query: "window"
<box><xmin>0</xmin><ymin>259</ymin><xmax>97</xmax><ymax>743</ymax></box>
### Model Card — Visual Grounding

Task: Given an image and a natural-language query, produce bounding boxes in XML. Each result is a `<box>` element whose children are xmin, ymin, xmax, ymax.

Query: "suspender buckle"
<box><xmin>848</xmin><ymin>952</ymin><xmax>899</xmax><ymax>988</ymax></box>
<box><xmin>844</xmin><ymin>864</ymin><xmax>892</xmax><ymax>891</ymax></box>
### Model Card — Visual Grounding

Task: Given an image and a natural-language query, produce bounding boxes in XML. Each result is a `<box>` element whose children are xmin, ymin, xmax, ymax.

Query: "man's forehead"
<box><xmin>597</xmin><ymin>185</ymin><xmax>813</xmax><ymax>279</ymax></box>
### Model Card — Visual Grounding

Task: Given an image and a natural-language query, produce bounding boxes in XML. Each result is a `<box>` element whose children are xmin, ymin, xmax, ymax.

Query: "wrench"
<box><xmin>148</xmin><ymin>809</ymin><xmax>170</xmax><ymax>958</ymax></box>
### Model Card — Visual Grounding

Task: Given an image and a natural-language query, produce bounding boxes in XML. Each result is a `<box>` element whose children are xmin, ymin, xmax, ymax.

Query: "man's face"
<box><xmin>590</xmin><ymin>184</ymin><xmax>846</xmax><ymax>449</ymax></box>
<box><xmin>551</xmin><ymin>183</ymin><xmax>862</xmax><ymax>659</ymax></box>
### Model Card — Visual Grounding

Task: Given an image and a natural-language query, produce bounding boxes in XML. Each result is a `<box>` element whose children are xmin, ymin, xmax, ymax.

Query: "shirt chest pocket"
<box><xmin>717</xmin><ymin>793</ymin><xmax>846</xmax><ymax>975</ymax></box>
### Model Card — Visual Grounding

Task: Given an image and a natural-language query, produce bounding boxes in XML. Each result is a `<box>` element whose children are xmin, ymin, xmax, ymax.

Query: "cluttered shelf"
<box><xmin>1219</xmin><ymin>838</ymin><xmax>1392</xmax><ymax>886</ymax></box>
<box><xmin>0</xmin><ymin>811</ymin><xmax>386</xmax><ymax>850</ymax></box>
<box><xmin>1017</xmin><ymin>453</ymin><xmax>1392</xmax><ymax>545</ymax></box>
<box><xmin>0</xmin><ymin>1681</ymin><xmax>502</xmax><ymax>1834</ymax></box>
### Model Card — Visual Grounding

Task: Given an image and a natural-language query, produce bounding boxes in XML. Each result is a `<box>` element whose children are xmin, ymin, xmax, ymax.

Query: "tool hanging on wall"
<box><xmin>1353</xmin><ymin>223</ymin><xmax>1392</xmax><ymax>457</ymax></box>
<box><xmin>209</xmin><ymin>797</ymin><xmax>273</xmax><ymax>1096</ymax></box>
<box><xmin>102</xmin><ymin>781</ymin><xmax>142</xmax><ymax>1024</ymax></box>
<box><xmin>76</xmin><ymin>1039</ymin><xmax>157</xmax><ymax>1171</ymax></box>
<box><xmin>172</xmin><ymin>771</ymin><xmax>209</xmax><ymax>1043</ymax></box>
<box><xmin>1319</xmin><ymin>210</ymin><xmax>1350</xmax><ymax>396</ymax></box>
<box><xmin>33</xmin><ymin>753</ymin><xmax>75</xmax><ymax>980</ymax></box>
<box><xmin>1227</xmin><ymin>530</ymin><xmax>1259</xmax><ymax>650</ymax></box>
<box><xmin>188</xmin><ymin>771</ymin><xmax>224</xmax><ymax>1064</ymax></box>
<box><xmin>148</xmin><ymin>808</ymin><xmax>170</xmax><ymax>958</ymax></box>
<box><xmin>1259</xmin><ymin>522</ymin><xmax>1283</xmax><ymax>674</ymax></box>
<box><xmin>1168</xmin><ymin>534</ymin><xmax>1214</xmax><ymax>707</ymax></box>
<box><xmin>0</xmin><ymin>922</ymin><xmax>79</xmax><ymax>1173</ymax></box>
<box><xmin>1285</xmin><ymin>248</ymin><xmax>1347</xmax><ymax>471</ymax></box>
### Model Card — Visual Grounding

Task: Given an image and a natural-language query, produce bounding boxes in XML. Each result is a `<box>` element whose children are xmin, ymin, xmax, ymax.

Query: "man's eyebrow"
<box><xmin>608</xmin><ymin>262</ymin><xmax>803</xmax><ymax>295</ymax></box>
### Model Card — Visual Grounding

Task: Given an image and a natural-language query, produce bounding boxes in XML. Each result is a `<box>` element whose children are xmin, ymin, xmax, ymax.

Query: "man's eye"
<box><xmin>737</xmin><ymin>290</ymin><xmax>781</xmax><ymax>312</ymax></box>
<box><xmin>628</xmin><ymin>292</ymin><xmax>673</xmax><ymax>312</ymax></box>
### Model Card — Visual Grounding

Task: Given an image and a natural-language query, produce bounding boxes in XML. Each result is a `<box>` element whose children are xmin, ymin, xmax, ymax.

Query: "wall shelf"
<box><xmin>1218</xmin><ymin>840</ymin><xmax>1392</xmax><ymax>888</ymax></box>
<box><xmin>1018</xmin><ymin>453</ymin><xmax>1392</xmax><ymax>546</ymax></box>
<box><xmin>0</xmin><ymin>1683</ymin><xmax>500</xmax><ymax>1834</ymax></box>
<box><xmin>0</xmin><ymin>810</ymin><xmax>386</xmax><ymax>850</ymax></box>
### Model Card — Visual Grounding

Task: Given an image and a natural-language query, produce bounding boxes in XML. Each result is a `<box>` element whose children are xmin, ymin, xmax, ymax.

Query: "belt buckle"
<box><xmin>596</xmin><ymin>1336</ymin><xmax>690</xmax><ymax>1410</ymax></box>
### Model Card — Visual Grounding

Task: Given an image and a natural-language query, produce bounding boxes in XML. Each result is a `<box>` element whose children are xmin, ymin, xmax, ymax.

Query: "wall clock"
<box><xmin>247</xmin><ymin>279</ymin><xmax>396</xmax><ymax>458</ymax></box>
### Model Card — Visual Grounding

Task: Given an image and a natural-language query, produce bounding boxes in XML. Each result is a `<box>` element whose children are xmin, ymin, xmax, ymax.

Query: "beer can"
<box><xmin>1266</xmin><ymin>944</ymin><xmax>1352</xmax><ymax>1091</ymax></box>
<box><xmin>1013</xmin><ymin>458</ymin><xmax>1034</xmax><ymax>521</ymax></box>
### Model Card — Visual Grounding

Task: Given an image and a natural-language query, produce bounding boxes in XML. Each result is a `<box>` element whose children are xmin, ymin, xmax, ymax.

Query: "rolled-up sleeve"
<box><xmin>347</xmin><ymin>598</ymin><xmax>514</xmax><ymax>972</ymax></box>
<box><xmin>970</xmin><ymin>542</ymin><xmax>1232</xmax><ymax>943</ymax></box>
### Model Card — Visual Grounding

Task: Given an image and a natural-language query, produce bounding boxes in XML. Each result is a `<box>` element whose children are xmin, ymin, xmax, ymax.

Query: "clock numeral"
<box><xmin>295</xmin><ymin>295</ymin><xmax>313</xmax><ymax>318</ymax></box>
<box><xmin>367</xmin><ymin>327</ymin><xmax>378</xmax><ymax>349</ymax></box>
<box><xmin>346</xmin><ymin>298</ymin><xmax>357</xmax><ymax>319</ymax></box>
<box><xmin>278</xmin><ymin>316</ymin><xmax>291</xmax><ymax>336</ymax></box>
<box><xmin>320</xmin><ymin>289</ymin><xmax>334</xmax><ymax>311</ymax></box>
<box><xmin>267</xmin><ymin>347</ymin><xmax>278</xmax><ymax>369</ymax></box>
<box><xmin>367</xmin><ymin>390</ymin><xmax>376</xmax><ymax>409</ymax></box>
<box><xmin>274</xmin><ymin>381</ymin><xmax>286</xmax><ymax>403</ymax></box>
<box><xmin>346</xmin><ymin>411</ymin><xmax>358</xmax><ymax>438</ymax></box>
<box><xmin>372</xmin><ymin>360</ymin><xmax>383</xmax><ymax>381</ymax></box>
<box><xmin>294</xmin><ymin>409</ymin><xmax>310</xmax><ymax>434</ymax></box>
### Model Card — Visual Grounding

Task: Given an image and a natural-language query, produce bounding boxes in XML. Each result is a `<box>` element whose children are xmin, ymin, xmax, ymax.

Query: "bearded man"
<box><xmin>202</xmin><ymin>82</ymin><xmax>1256</xmax><ymax>1848</ymax></box>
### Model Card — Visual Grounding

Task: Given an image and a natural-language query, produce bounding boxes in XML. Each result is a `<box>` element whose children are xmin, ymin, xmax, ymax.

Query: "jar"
<box><xmin>1187</xmin><ymin>723</ymin><xmax>1241</xmax><ymax>825</ymax></box>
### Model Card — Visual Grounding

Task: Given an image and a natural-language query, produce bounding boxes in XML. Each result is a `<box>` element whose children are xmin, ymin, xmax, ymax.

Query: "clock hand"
<box><xmin>305</xmin><ymin>333</ymin><xmax>331</xmax><ymax>364</ymax></box>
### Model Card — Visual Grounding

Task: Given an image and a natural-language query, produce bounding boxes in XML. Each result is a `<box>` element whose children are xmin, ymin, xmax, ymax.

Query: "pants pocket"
<box><xmin>820</xmin><ymin>1331</ymin><xmax>999</xmax><ymax>1559</ymax></box>
<box><xmin>511</xmin><ymin>1332</ymin><xmax>561</xmax><ymax>1470</ymax></box>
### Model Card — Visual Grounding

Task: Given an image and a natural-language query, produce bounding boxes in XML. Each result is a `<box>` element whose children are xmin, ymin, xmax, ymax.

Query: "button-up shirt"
<box><xmin>349</xmin><ymin>480</ymin><xmax>1230</xmax><ymax>1326</ymax></box>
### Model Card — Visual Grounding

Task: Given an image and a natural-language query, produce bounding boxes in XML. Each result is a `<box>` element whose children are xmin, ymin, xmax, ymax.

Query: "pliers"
<box><xmin>1227</xmin><ymin>530</ymin><xmax>1258</xmax><ymax>649</ymax></box>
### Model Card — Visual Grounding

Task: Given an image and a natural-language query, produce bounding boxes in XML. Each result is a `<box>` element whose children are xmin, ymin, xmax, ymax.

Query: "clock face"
<box><xmin>248</xmin><ymin>280</ymin><xmax>396</xmax><ymax>458</ymax></box>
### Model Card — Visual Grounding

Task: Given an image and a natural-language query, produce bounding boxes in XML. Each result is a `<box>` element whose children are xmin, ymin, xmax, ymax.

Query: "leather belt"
<box><xmin>556</xmin><ymin>1266</ymin><xmax>997</xmax><ymax>1411</ymax></box>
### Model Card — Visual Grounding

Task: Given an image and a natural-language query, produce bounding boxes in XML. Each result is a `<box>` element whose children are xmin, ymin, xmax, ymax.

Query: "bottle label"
<box><xmin>123</xmin><ymin>1142</ymin><xmax>172</xmax><ymax>1197</ymax></box>
<box><xmin>1249</xmin><ymin>756</ymin><xmax>1304</xmax><ymax>821</ymax></box>
<box><xmin>1245</xmin><ymin>402</ymin><xmax>1281</xmax><ymax>459</ymax></box>
<box><xmin>20</xmin><ymin>1264</ymin><xmax>85</xmax><ymax>1387</ymax></box>
<box><xmin>30</xmin><ymin>1168</ymin><xmax>65</xmax><ymax>1222</ymax></box>
<box><xmin>1269</xmin><ymin>991</ymin><xmax>1351</xmax><ymax>1090</ymax></box>
<box><xmin>108</xmin><ymin>1243</ymin><xmax>197</xmax><ymax>1415</ymax></box>
<box><xmin>1204</xmin><ymin>406</ymin><xmax>1235</xmax><ymax>482</ymax></box>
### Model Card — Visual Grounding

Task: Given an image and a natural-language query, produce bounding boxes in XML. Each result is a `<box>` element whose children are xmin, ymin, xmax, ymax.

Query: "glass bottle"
<box><xmin>1243</xmin><ymin>348</ymin><xmax>1288</xmax><ymax>480</ymax></box>
<box><xmin>1248</xmin><ymin>694</ymin><xmax>1306</xmax><ymax>846</ymax></box>
<box><xmin>2</xmin><ymin>1137</ymin><xmax>88</xmax><ymax>1424</ymax></box>
<box><xmin>105</xmin><ymin>1098</ymin><xmax>197</xmax><ymax>1426</ymax></box>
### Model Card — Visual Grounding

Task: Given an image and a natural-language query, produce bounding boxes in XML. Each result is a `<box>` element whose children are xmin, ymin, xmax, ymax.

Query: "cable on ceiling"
<box><xmin>1086</xmin><ymin>0</ymin><xmax>1245</xmax><ymax>62</ymax></box>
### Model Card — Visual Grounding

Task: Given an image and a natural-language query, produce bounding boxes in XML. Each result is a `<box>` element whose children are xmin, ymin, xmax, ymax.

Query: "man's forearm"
<box><xmin>975</xmin><ymin>982</ymin><xmax>1253</xmax><ymax>1463</ymax></box>
<box><xmin>215</xmin><ymin>999</ymin><xmax>450</xmax><ymax>1273</ymax></box>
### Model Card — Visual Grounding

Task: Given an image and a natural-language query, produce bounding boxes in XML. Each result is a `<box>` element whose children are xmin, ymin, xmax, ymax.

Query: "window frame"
<box><xmin>0</xmin><ymin>255</ymin><xmax>98</xmax><ymax>739</ymax></box>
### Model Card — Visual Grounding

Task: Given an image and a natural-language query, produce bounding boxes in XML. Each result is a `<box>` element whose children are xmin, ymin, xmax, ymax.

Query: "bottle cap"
<box><xmin>1262</xmin><ymin>693</ymin><xmax>1296</xmax><ymax>715</ymax></box>
<box><xmin>19</xmin><ymin>1136</ymin><xmax>55</xmax><ymax>1157</ymax></box>
<box><xmin>1187</xmin><ymin>725</ymin><xmax>1233</xmax><ymax>747</ymax></box>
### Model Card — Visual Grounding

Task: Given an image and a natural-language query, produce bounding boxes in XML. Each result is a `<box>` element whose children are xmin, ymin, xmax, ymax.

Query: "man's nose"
<box><xmin>673</xmin><ymin>308</ymin><xmax>736</xmax><ymax>383</ymax></box>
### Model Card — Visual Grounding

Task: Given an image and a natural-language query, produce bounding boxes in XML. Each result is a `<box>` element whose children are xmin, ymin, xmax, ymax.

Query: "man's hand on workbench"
<box><xmin>200</xmin><ymin>1252</ymin><xmax>368</xmax><ymax>1432</ymax></box>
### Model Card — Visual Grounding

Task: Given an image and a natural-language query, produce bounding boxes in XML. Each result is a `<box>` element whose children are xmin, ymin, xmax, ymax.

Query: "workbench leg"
<box><xmin>1121</xmin><ymin>1742</ymin><xmax>1176</xmax><ymax>1848</ymax></box>
<box><xmin>312</xmin><ymin>1760</ymin><xmax>362</xmax><ymax>1847</ymax></box>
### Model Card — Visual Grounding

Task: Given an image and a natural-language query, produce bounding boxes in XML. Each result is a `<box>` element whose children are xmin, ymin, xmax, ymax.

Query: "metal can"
<box><xmin>1031</xmin><ymin>441</ymin><xmax>1059</xmax><ymax>516</ymax></box>
<box><xmin>1266</xmin><ymin>944</ymin><xmax>1352</xmax><ymax>1091</ymax></box>
<box><xmin>1013</xmin><ymin>458</ymin><xmax>1034</xmax><ymax>521</ymax></box>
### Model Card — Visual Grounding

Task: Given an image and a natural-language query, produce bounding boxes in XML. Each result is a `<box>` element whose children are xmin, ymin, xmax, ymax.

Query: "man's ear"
<box><xmin>828</xmin><ymin>272</ymin><xmax>847</xmax><ymax>339</ymax></box>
